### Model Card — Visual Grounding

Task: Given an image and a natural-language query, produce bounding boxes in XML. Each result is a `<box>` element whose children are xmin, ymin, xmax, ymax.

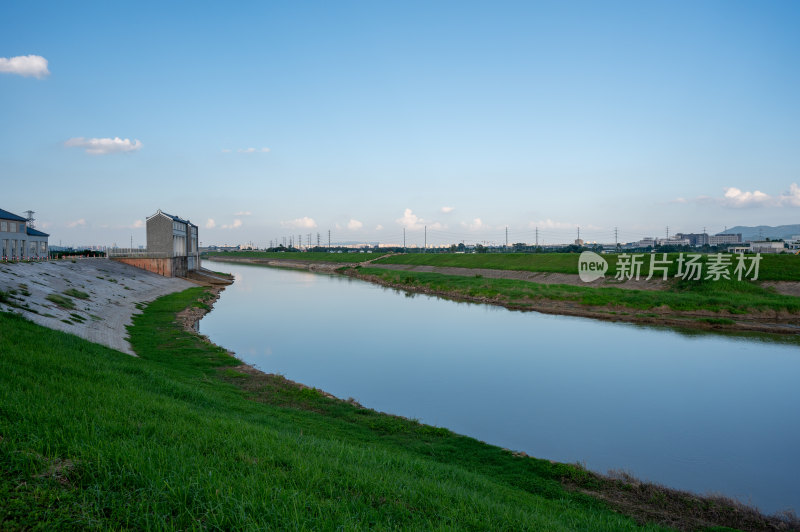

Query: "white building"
<box><xmin>749</xmin><ymin>241</ymin><xmax>785</xmax><ymax>254</ymax></box>
<box><xmin>1</xmin><ymin>208</ymin><xmax>49</xmax><ymax>260</ymax></box>
<box><xmin>709</xmin><ymin>233</ymin><xmax>742</xmax><ymax>246</ymax></box>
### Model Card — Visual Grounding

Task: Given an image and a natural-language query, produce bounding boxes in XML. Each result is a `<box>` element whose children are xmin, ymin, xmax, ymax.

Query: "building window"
<box><xmin>9</xmin><ymin>222</ymin><xmax>16</xmax><ymax>233</ymax></box>
<box><xmin>1</xmin><ymin>221</ymin><xmax>6</xmax><ymax>232</ymax></box>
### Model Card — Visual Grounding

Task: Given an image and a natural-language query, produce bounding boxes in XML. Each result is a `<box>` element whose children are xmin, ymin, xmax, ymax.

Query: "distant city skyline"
<box><xmin>2</xmin><ymin>1</ymin><xmax>799</xmax><ymax>248</ymax></box>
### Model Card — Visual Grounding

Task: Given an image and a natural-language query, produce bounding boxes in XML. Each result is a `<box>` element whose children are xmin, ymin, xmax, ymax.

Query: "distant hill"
<box><xmin>721</xmin><ymin>224</ymin><xmax>800</xmax><ymax>241</ymax></box>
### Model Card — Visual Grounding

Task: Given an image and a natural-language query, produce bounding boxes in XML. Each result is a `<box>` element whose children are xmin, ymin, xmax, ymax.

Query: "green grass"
<box><xmin>205</xmin><ymin>251</ymin><xmax>390</xmax><ymax>262</ymax></box>
<box><xmin>63</xmin><ymin>288</ymin><xmax>90</xmax><ymax>300</ymax></box>
<box><xmin>0</xmin><ymin>288</ymin><xmax>676</xmax><ymax>531</ymax></box>
<box><xmin>2</xmin><ymin>287</ymin><xmax>786</xmax><ymax>530</ymax></box>
<box><xmin>45</xmin><ymin>293</ymin><xmax>76</xmax><ymax>310</ymax></box>
<box><xmin>359</xmin><ymin>267</ymin><xmax>800</xmax><ymax>315</ymax></box>
<box><xmin>373</xmin><ymin>252</ymin><xmax>800</xmax><ymax>281</ymax></box>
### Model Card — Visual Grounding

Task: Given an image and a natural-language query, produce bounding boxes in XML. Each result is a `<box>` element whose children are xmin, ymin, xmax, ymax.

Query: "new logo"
<box><xmin>578</xmin><ymin>251</ymin><xmax>608</xmax><ymax>282</ymax></box>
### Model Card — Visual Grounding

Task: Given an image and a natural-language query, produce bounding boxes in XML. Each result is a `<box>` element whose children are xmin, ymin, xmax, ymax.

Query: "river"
<box><xmin>202</xmin><ymin>260</ymin><xmax>800</xmax><ymax>514</ymax></box>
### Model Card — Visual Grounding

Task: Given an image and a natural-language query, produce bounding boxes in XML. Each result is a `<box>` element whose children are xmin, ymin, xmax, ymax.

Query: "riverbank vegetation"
<box><xmin>372</xmin><ymin>252</ymin><xmax>800</xmax><ymax>282</ymax></box>
<box><xmin>353</xmin><ymin>267</ymin><xmax>800</xmax><ymax>333</ymax></box>
<box><xmin>2</xmin><ymin>288</ymin><xmax>792</xmax><ymax>530</ymax></box>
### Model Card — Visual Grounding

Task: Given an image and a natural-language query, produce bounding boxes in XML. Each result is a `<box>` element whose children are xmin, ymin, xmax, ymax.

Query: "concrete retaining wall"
<box><xmin>112</xmin><ymin>256</ymin><xmax>188</xmax><ymax>277</ymax></box>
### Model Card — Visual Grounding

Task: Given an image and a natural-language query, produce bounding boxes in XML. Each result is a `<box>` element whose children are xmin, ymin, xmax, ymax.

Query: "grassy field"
<box><xmin>3</xmin><ymin>288</ymin><xmax>785</xmax><ymax>529</ymax></box>
<box><xmin>358</xmin><ymin>267</ymin><xmax>800</xmax><ymax>315</ymax></box>
<box><xmin>0</xmin><ymin>289</ymin><xmax>659</xmax><ymax>530</ymax></box>
<box><xmin>205</xmin><ymin>251</ymin><xmax>389</xmax><ymax>262</ymax></box>
<box><xmin>372</xmin><ymin>252</ymin><xmax>800</xmax><ymax>281</ymax></box>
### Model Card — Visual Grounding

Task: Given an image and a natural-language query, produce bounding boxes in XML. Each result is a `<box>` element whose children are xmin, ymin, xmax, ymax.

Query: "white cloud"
<box><xmin>66</xmin><ymin>219</ymin><xmax>86</xmax><ymax>228</ymax></box>
<box><xmin>441</xmin><ymin>206</ymin><xmax>455</xmax><ymax>214</ymax></box>
<box><xmin>722</xmin><ymin>187</ymin><xmax>771</xmax><ymax>207</ymax></box>
<box><xmin>65</xmin><ymin>137</ymin><xmax>142</xmax><ymax>155</ymax></box>
<box><xmin>375</xmin><ymin>224</ymin><xmax>384</xmax><ymax>231</ymax></box>
<box><xmin>221</xmin><ymin>148</ymin><xmax>232</xmax><ymax>153</ymax></box>
<box><xmin>222</xmin><ymin>219</ymin><xmax>243</xmax><ymax>229</ymax></box>
<box><xmin>205</xmin><ymin>219</ymin><xmax>216</xmax><ymax>229</ymax></box>
<box><xmin>779</xmin><ymin>183</ymin><xmax>800</xmax><ymax>207</ymax></box>
<box><xmin>0</xmin><ymin>55</ymin><xmax>50</xmax><ymax>78</ymax></box>
<box><xmin>281</xmin><ymin>216</ymin><xmax>317</xmax><ymax>229</ymax></box>
<box><xmin>236</xmin><ymin>147</ymin><xmax>270</xmax><ymax>153</ymax></box>
<box><xmin>234</xmin><ymin>211</ymin><xmax>252</xmax><ymax>216</ymax></box>
<box><xmin>347</xmin><ymin>219</ymin><xmax>363</xmax><ymax>230</ymax></box>
<box><xmin>687</xmin><ymin>183</ymin><xmax>800</xmax><ymax>208</ymax></box>
<box><xmin>461</xmin><ymin>218</ymin><xmax>483</xmax><ymax>231</ymax></box>
<box><xmin>395</xmin><ymin>208</ymin><xmax>446</xmax><ymax>231</ymax></box>
<box><xmin>132</xmin><ymin>220</ymin><xmax>144</xmax><ymax>228</ymax></box>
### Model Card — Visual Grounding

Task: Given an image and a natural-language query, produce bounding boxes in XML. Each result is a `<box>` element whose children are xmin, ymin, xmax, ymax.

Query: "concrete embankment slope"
<box><xmin>0</xmin><ymin>259</ymin><xmax>193</xmax><ymax>355</ymax></box>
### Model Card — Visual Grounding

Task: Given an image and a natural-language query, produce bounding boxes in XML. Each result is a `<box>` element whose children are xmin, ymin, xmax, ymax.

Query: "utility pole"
<box><xmin>614</xmin><ymin>227</ymin><xmax>619</xmax><ymax>249</ymax></box>
<box><xmin>403</xmin><ymin>227</ymin><xmax>406</xmax><ymax>252</ymax></box>
<box><xmin>535</xmin><ymin>227</ymin><xmax>539</xmax><ymax>247</ymax></box>
<box><xmin>328</xmin><ymin>230</ymin><xmax>331</xmax><ymax>249</ymax></box>
<box><xmin>577</xmin><ymin>226</ymin><xmax>580</xmax><ymax>243</ymax></box>
<box><xmin>505</xmin><ymin>226</ymin><xmax>508</xmax><ymax>249</ymax></box>
<box><xmin>666</xmin><ymin>226</ymin><xmax>669</xmax><ymax>239</ymax></box>
<box><xmin>424</xmin><ymin>225</ymin><xmax>427</xmax><ymax>253</ymax></box>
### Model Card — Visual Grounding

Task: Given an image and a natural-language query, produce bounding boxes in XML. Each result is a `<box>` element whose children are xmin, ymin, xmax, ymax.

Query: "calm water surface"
<box><xmin>203</xmin><ymin>260</ymin><xmax>800</xmax><ymax>514</ymax></box>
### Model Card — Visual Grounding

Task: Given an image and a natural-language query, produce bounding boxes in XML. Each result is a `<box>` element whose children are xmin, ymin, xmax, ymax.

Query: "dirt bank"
<box><xmin>344</xmin><ymin>268</ymin><xmax>800</xmax><ymax>336</ymax></box>
<box><xmin>207</xmin><ymin>256</ymin><xmax>353</xmax><ymax>272</ymax></box>
<box><xmin>0</xmin><ymin>259</ymin><xmax>194</xmax><ymax>355</ymax></box>
<box><xmin>367</xmin><ymin>263</ymin><xmax>670</xmax><ymax>290</ymax></box>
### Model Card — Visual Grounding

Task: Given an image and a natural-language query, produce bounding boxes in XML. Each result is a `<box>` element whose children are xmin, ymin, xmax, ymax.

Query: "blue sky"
<box><xmin>2</xmin><ymin>1</ymin><xmax>799</xmax><ymax>247</ymax></box>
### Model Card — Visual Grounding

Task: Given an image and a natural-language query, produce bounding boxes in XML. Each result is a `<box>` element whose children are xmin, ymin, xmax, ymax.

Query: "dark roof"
<box><xmin>0</xmin><ymin>208</ymin><xmax>27</xmax><ymax>222</ymax></box>
<box><xmin>152</xmin><ymin>209</ymin><xmax>196</xmax><ymax>227</ymax></box>
<box><xmin>26</xmin><ymin>227</ymin><xmax>49</xmax><ymax>237</ymax></box>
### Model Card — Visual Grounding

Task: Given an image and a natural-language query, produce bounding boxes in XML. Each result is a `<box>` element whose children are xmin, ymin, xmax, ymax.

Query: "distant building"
<box><xmin>656</xmin><ymin>237</ymin><xmax>691</xmax><ymax>247</ymax></box>
<box><xmin>145</xmin><ymin>209</ymin><xmax>200</xmax><ymax>272</ymax></box>
<box><xmin>728</xmin><ymin>246</ymin><xmax>750</xmax><ymax>254</ymax></box>
<box><xmin>674</xmin><ymin>233</ymin><xmax>709</xmax><ymax>246</ymax></box>
<box><xmin>709</xmin><ymin>233</ymin><xmax>742</xmax><ymax>246</ymax></box>
<box><xmin>0</xmin><ymin>208</ymin><xmax>49</xmax><ymax>260</ymax></box>
<box><xmin>749</xmin><ymin>241</ymin><xmax>785</xmax><ymax>254</ymax></box>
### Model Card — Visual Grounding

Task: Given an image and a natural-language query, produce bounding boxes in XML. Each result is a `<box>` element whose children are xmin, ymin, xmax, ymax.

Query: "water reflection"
<box><xmin>202</xmin><ymin>260</ymin><xmax>800</xmax><ymax>514</ymax></box>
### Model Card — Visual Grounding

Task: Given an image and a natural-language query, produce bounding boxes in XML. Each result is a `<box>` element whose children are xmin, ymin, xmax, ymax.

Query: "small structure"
<box><xmin>145</xmin><ymin>209</ymin><xmax>200</xmax><ymax>272</ymax></box>
<box><xmin>749</xmin><ymin>241</ymin><xmax>785</xmax><ymax>254</ymax></box>
<box><xmin>0</xmin><ymin>208</ymin><xmax>49</xmax><ymax>260</ymax></box>
<box><xmin>110</xmin><ymin>209</ymin><xmax>200</xmax><ymax>277</ymax></box>
<box><xmin>26</xmin><ymin>227</ymin><xmax>50</xmax><ymax>258</ymax></box>
<box><xmin>709</xmin><ymin>233</ymin><xmax>742</xmax><ymax>246</ymax></box>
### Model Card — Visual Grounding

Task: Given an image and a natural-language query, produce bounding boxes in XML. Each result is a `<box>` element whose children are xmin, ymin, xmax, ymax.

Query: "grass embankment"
<box><xmin>205</xmin><ymin>251</ymin><xmax>388</xmax><ymax>263</ymax></box>
<box><xmin>357</xmin><ymin>267</ymin><xmax>800</xmax><ymax>319</ymax></box>
<box><xmin>2</xmin><ymin>289</ymin><xmax>785</xmax><ymax>530</ymax></box>
<box><xmin>373</xmin><ymin>253</ymin><xmax>800</xmax><ymax>282</ymax></box>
